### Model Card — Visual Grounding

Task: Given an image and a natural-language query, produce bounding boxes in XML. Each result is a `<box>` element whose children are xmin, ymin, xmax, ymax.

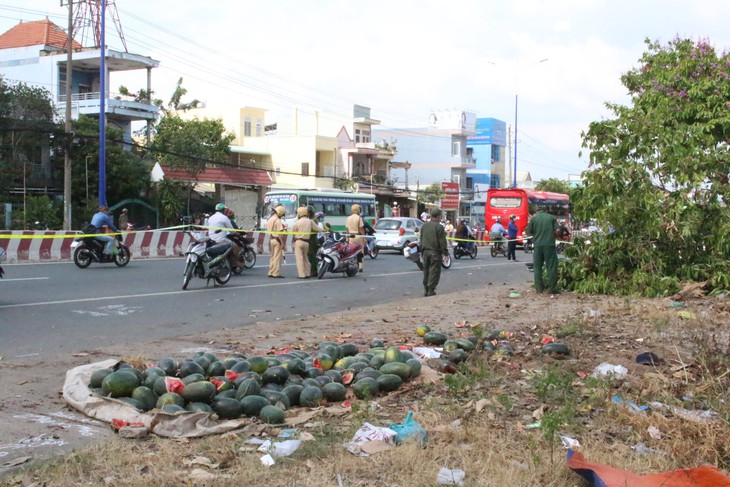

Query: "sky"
<box><xmin>1</xmin><ymin>0</ymin><xmax>730</xmax><ymax>183</ymax></box>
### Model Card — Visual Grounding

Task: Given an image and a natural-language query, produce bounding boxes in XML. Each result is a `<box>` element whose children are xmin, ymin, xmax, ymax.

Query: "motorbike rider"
<box><xmin>489</xmin><ymin>217</ymin><xmax>508</xmax><ymax>251</ymax></box>
<box><xmin>266</xmin><ymin>205</ymin><xmax>287</xmax><ymax>278</ymax></box>
<box><xmin>292</xmin><ymin>206</ymin><xmax>324</xmax><ymax>279</ymax></box>
<box><xmin>90</xmin><ymin>205</ymin><xmax>119</xmax><ymax>256</ymax></box>
<box><xmin>345</xmin><ymin>204</ymin><xmax>366</xmax><ymax>273</ymax></box>
<box><xmin>210</xmin><ymin>205</ymin><xmax>245</xmax><ymax>269</ymax></box>
<box><xmin>455</xmin><ymin>219</ymin><xmax>475</xmax><ymax>252</ymax></box>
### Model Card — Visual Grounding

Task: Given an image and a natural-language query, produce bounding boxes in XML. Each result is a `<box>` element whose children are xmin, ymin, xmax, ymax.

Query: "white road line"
<box><xmin>0</xmin><ymin>277</ymin><xmax>50</xmax><ymax>282</ymax></box>
<box><xmin>0</xmin><ymin>262</ymin><xmax>512</xmax><ymax>310</ymax></box>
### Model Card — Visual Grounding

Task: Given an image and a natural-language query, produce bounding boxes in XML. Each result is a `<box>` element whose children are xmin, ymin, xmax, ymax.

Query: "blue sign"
<box><xmin>468</xmin><ymin>118</ymin><xmax>507</xmax><ymax>146</ymax></box>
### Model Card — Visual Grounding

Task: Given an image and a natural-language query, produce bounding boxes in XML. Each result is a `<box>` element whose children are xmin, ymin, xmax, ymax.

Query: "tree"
<box><xmin>70</xmin><ymin>116</ymin><xmax>151</xmax><ymax>225</ymax></box>
<box><xmin>421</xmin><ymin>183</ymin><xmax>445</xmax><ymax>205</ymax></box>
<box><xmin>0</xmin><ymin>79</ymin><xmax>60</xmax><ymax>196</ymax></box>
<box><xmin>535</xmin><ymin>178</ymin><xmax>570</xmax><ymax>194</ymax></box>
<box><xmin>563</xmin><ymin>37</ymin><xmax>730</xmax><ymax>296</ymax></box>
<box><xmin>148</xmin><ymin>79</ymin><xmax>235</xmax><ymax>216</ymax></box>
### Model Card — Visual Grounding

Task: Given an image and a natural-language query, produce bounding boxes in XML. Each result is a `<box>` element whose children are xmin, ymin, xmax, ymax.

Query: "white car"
<box><xmin>374</xmin><ymin>217</ymin><xmax>424</xmax><ymax>252</ymax></box>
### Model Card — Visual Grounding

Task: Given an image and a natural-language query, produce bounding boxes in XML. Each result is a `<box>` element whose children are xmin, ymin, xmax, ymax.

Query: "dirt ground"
<box><xmin>1</xmin><ymin>280</ymin><xmax>728</xmax><ymax>483</ymax></box>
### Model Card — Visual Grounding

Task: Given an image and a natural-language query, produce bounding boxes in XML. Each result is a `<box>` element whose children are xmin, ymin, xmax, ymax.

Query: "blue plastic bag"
<box><xmin>389</xmin><ymin>411</ymin><xmax>428</xmax><ymax>446</ymax></box>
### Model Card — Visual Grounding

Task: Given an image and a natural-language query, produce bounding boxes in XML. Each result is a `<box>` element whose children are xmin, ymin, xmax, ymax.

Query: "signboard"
<box><xmin>440</xmin><ymin>182</ymin><xmax>460</xmax><ymax>209</ymax></box>
<box><xmin>468</xmin><ymin>118</ymin><xmax>507</xmax><ymax>146</ymax></box>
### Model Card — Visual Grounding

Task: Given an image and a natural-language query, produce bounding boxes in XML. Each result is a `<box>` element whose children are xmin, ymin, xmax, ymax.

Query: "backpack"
<box><xmin>81</xmin><ymin>222</ymin><xmax>98</xmax><ymax>234</ymax></box>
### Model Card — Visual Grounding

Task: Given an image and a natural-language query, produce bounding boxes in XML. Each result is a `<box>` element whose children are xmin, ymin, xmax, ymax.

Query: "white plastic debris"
<box><xmin>560</xmin><ymin>435</ymin><xmax>581</xmax><ymax>449</ymax></box>
<box><xmin>437</xmin><ymin>467</ymin><xmax>465</xmax><ymax>486</ymax></box>
<box><xmin>346</xmin><ymin>422</ymin><xmax>397</xmax><ymax>456</ymax></box>
<box><xmin>591</xmin><ymin>363</ymin><xmax>628</xmax><ymax>379</ymax></box>
<box><xmin>413</xmin><ymin>347</ymin><xmax>442</xmax><ymax>359</ymax></box>
<box><xmin>256</xmin><ymin>439</ymin><xmax>302</xmax><ymax>457</ymax></box>
<box><xmin>260</xmin><ymin>453</ymin><xmax>275</xmax><ymax>466</ymax></box>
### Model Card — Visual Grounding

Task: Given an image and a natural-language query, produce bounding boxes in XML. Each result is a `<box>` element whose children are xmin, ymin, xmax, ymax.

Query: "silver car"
<box><xmin>374</xmin><ymin>217</ymin><xmax>424</xmax><ymax>252</ymax></box>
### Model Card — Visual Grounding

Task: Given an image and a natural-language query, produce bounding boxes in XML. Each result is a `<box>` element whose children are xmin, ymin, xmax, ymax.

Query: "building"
<box><xmin>373</xmin><ymin>109</ymin><xmax>477</xmax><ymax>220</ymax></box>
<box><xmin>466</xmin><ymin>117</ymin><xmax>508</xmax><ymax>225</ymax></box>
<box><xmin>0</xmin><ymin>18</ymin><xmax>158</xmax><ymax>195</ymax></box>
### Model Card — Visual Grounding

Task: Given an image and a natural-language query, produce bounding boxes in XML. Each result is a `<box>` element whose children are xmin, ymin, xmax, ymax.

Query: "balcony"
<box><xmin>58</xmin><ymin>92</ymin><xmax>159</xmax><ymax>121</ymax></box>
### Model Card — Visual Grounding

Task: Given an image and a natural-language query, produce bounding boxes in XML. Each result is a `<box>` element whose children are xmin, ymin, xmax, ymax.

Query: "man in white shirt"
<box><xmin>207</xmin><ymin>203</ymin><xmax>234</xmax><ymax>243</ymax></box>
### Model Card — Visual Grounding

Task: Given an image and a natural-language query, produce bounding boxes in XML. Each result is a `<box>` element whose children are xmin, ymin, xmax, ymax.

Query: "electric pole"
<box><xmin>63</xmin><ymin>0</ymin><xmax>74</xmax><ymax>230</ymax></box>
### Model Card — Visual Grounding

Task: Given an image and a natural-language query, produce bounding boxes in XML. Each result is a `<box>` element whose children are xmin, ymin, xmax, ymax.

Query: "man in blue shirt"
<box><xmin>90</xmin><ymin>206</ymin><xmax>119</xmax><ymax>255</ymax></box>
<box><xmin>507</xmin><ymin>214</ymin><xmax>519</xmax><ymax>261</ymax></box>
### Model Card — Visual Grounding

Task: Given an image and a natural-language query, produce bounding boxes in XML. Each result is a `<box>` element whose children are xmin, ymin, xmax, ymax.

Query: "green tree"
<box><xmin>421</xmin><ymin>183</ymin><xmax>445</xmax><ymax>205</ymax></box>
<box><xmin>564</xmin><ymin>37</ymin><xmax>730</xmax><ymax>296</ymax></box>
<box><xmin>70</xmin><ymin>116</ymin><xmax>151</xmax><ymax>224</ymax></box>
<box><xmin>148</xmin><ymin>79</ymin><xmax>235</xmax><ymax>216</ymax></box>
<box><xmin>535</xmin><ymin>178</ymin><xmax>570</xmax><ymax>194</ymax></box>
<box><xmin>0</xmin><ymin>79</ymin><xmax>60</xmax><ymax>196</ymax></box>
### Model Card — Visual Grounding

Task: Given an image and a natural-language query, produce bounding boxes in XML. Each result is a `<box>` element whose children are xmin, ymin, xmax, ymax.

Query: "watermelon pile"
<box><xmin>88</xmin><ymin>341</ymin><xmax>423</xmax><ymax>423</ymax></box>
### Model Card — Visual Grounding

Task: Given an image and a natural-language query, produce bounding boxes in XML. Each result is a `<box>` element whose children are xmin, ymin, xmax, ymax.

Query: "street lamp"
<box><xmin>513</xmin><ymin>59</ymin><xmax>548</xmax><ymax>188</ymax></box>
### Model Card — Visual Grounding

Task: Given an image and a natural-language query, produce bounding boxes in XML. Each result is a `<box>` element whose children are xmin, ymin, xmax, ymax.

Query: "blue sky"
<box><xmin>1</xmin><ymin>0</ymin><xmax>729</xmax><ymax>183</ymax></box>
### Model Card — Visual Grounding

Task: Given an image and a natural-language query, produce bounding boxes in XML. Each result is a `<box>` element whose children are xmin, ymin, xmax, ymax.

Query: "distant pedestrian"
<box><xmin>419</xmin><ymin>207</ymin><xmax>449</xmax><ymax>297</ymax></box>
<box><xmin>526</xmin><ymin>209</ymin><xmax>559</xmax><ymax>294</ymax></box>
<box><xmin>507</xmin><ymin>214</ymin><xmax>518</xmax><ymax>261</ymax></box>
<box><xmin>118</xmin><ymin>208</ymin><xmax>128</xmax><ymax>230</ymax></box>
<box><xmin>266</xmin><ymin>205</ymin><xmax>286</xmax><ymax>278</ymax></box>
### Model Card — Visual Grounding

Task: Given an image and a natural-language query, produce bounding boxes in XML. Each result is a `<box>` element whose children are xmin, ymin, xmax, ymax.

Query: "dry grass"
<box><xmin>3</xmin><ymin>293</ymin><xmax>729</xmax><ymax>487</ymax></box>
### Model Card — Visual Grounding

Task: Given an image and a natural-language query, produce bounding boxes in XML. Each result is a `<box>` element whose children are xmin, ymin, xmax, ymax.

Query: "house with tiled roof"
<box><xmin>0</xmin><ymin>17</ymin><xmax>159</xmax><ymax>194</ymax></box>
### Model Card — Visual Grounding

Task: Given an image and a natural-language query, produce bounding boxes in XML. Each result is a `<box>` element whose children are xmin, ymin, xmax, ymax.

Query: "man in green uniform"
<box><xmin>420</xmin><ymin>207</ymin><xmax>449</xmax><ymax>297</ymax></box>
<box><xmin>525</xmin><ymin>209</ymin><xmax>559</xmax><ymax>294</ymax></box>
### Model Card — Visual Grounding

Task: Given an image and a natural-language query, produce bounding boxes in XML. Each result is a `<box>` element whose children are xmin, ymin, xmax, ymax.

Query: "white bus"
<box><xmin>261</xmin><ymin>189</ymin><xmax>377</xmax><ymax>231</ymax></box>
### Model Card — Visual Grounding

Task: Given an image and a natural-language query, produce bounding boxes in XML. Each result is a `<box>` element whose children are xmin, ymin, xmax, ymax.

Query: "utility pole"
<box><xmin>63</xmin><ymin>0</ymin><xmax>74</xmax><ymax>230</ymax></box>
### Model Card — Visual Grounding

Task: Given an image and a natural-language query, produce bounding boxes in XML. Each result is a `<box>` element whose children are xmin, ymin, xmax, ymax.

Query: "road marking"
<box><xmin>0</xmin><ymin>277</ymin><xmax>49</xmax><ymax>282</ymax></box>
<box><xmin>0</xmin><ymin>261</ymin><xmax>515</xmax><ymax>310</ymax></box>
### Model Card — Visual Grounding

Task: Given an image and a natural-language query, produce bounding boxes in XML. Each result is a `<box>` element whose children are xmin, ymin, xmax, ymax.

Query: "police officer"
<box><xmin>266</xmin><ymin>205</ymin><xmax>286</xmax><ymax>278</ymax></box>
<box><xmin>291</xmin><ymin>207</ymin><xmax>322</xmax><ymax>279</ymax></box>
<box><xmin>345</xmin><ymin>204</ymin><xmax>366</xmax><ymax>273</ymax></box>
<box><xmin>526</xmin><ymin>208</ymin><xmax>559</xmax><ymax>294</ymax></box>
<box><xmin>420</xmin><ymin>207</ymin><xmax>449</xmax><ymax>296</ymax></box>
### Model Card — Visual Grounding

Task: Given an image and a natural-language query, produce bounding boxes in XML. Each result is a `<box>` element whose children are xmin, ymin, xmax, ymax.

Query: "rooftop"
<box><xmin>0</xmin><ymin>19</ymin><xmax>82</xmax><ymax>51</ymax></box>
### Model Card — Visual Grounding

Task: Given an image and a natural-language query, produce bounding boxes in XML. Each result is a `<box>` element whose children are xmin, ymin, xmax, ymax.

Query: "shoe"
<box><xmin>269</xmin><ymin>275</ymin><xmax>284</xmax><ymax>279</ymax></box>
<box><xmin>426</xmin><ymin>291</ymin><xmax>436</xmax><ymax>297</ymax></box>
<box><xmin>298</xmin><ymin>276</ymin><xmax>310</xmax><ymax>279</ymax></box>
<box><xmin>358</xmin><ymin>268</ymin><xmax>363</xmax><ymax>273</ymax></box>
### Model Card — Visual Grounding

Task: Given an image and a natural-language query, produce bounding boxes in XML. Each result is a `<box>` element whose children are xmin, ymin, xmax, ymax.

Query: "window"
<box><xmin>256</xmin><ymin>118</ymin><xmax>262</xmax><ymax>137</ymax></box>
<box><xmin>362</xmin><ymin>129</ymin><xmax>370</xmax><ymax>143</ymax></box>
<box><xmin>452</xmin><ymin>141</ymin><xmax>460</xmax><ymax>157</ymax></box>
<box><xmin>355</xmin><ymin>129</ymin><xmax>361</xmax><ymax>143</ymax></box>
<box><xmin>301</xmin><ymin>162</ymin><xmax>309</xmax><ymax>176</ymax></box>
<box><xmin>244</xmin><ymin>116</ymin><xmax>252</xmax><ymax>137</ymax></box>
<box><xmin>491</xmin><ymin>145</ymin><xmax>501</xmax><ymax>163</ymax></box>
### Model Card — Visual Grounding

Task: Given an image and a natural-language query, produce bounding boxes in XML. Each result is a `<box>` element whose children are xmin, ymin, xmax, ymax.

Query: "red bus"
<box><xmin>485</xmin><ymin>188</ymin><xmax>570</xmax><ymax>245</ymax></box>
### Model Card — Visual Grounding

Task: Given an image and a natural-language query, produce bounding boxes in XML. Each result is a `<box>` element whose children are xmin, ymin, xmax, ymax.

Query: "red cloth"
<box><xmin>567</xmin><ymin>450</ymin><xmax>730</xmax><ymax>487</ymax></box>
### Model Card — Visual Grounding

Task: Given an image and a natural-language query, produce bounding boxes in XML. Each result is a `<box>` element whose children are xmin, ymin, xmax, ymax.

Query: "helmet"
<box><xmin>275</xmin><ymin>205</ymin><xmax>286</xmax><ymax>217</ymax></box>
<box><xmin>215</xmin><ymin>203</ymin><xmax>226</xmax><ymax>211</ymax></box>
<box><xmin>429</xmin><ymin>207</ymin><xmax>442</xmax><ymax>218</ymax></box>
<box><xmin>495</xmin><ymin>217</ymin><xmax>502</xmax><ymax>223</ymax></box>
<box><xmin>509</xmin><ymin>214</ymin><xmax>516</xmax><ymax>220</ymax></box>
<box><xmin>351</xmin><ymin>204</ymin><xmax>361</xmax><ymax>214</ymax></box>
<box><xmin>296</xmin><ymin>207</ymin><xmax>308</xmax><ymax>218</ymax></box>
<box><xmin>315</xmin><ymin>212</ymin><xmax>325</xmax><ymax>219</ymax></box>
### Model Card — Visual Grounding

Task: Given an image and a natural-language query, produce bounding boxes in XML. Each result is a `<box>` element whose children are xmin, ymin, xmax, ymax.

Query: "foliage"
<box><xmin>22</xmin><ymin>195</ymin><xmax>62</xmax><ymax>229</ymax></box>
<box><xmin>0</xmin><ymin>78</ymin><xmax>60</xmax><ymax>195</ymax></box>
<box><xmin>534</xmin><ymin>178</ymin><xmax>570</xmax><ymax>195</ymax></box>
<box><xmin>70</xmin><ymin>116</ymin><xmax>151</xmax><ymax>223</ymax></box>
<box><xmin>334</xmin><ymin>175</ymin><xmax>356</xmax><ymax>192</ymax></box>
<box><xmin>566</xmin><ymin>37</ymin><xmax>730</xmax><ymax>296</ymax></box>
<box><xmin>421</xmin><ymin>183</ymin><xmax>445</xmax><ymax>204</ymax></box>
<box><xmin>153</xmin><ymin>178</ymin><xmax>185</xmax><ymax>227</ymax></box>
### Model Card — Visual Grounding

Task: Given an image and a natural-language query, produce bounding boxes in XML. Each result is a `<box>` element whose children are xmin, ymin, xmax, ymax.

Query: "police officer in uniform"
<box><xmin>345</xmin><ymin>204</ymin><xmax>366</xmax><ymax>273</ymax></box>
<box><xmin>291</xmin><ymin>206</ymin><xmax>324</xmax><ymax>278</ymax></box>
<box><xmin>266</xmin><ymin>205</ymin><xmax>286</xmax><ymax>278</ymax></box>
<box><xmin>419</xmin><ymin>207</ymin><xmax>449</xmax><ymax>296</ymax></box>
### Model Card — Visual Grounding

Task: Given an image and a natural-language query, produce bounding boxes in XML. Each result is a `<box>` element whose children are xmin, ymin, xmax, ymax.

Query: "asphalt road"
<box><xmin>0</xmin><ymin>249</ymin><xmax>531</xmax><ymax>359</ymax></box>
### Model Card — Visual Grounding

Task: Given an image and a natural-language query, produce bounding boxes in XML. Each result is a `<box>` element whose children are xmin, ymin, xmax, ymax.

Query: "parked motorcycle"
<box><xmin>226</xmin><ymin>231</ymin><xmax>257</xmax><ymax>274</ymax></box>
<box><xmin>316</xmin><ymin>233</ymin><xmax>363</xmax><ymax>279</ymax></box>
<box><xmin>71</xmin><ymin>233</ymin><xmax>130</xmax><ymax>268</ymax></box>
<box><xmin>453</xmin><ymin>240</ymin><xmax>477</xmax><ymax>259</ymax></box>
<box><xmin>182</xmin><ymin>230</ymin><xmax>233</xmax><ymax>289</ymax></box>
<box><xmin>489</xmin><ymin>233</ymin><xmax>508</xmax><ymax>258</ymax></box>
<box><xmin>404</xmin><ymin>242</ymin><xmax>452</xmax><ymax>270</ymax></box>
<box><xmin>125</xmin><ymin>222</ymin><xmax>151</xmax><ymax>232</ymax></box>
<box><xmin>523</xmin><ymin>235</ymin><xmax>534</xmax><ymax>254</ymax></box>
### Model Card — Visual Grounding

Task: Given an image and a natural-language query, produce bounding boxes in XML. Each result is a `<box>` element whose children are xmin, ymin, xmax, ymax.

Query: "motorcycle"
<box><xmin>182</xmin><ymin>230</ymin><xmax>233</xmax><ymax>289</ymax></box>
<box><xmin>523</xmin><ymin>235</ymin><xmax>534</xmax><ymax>253</ymax></box>
<box><xmin>489</xmin><ymin>232</ymin><xmax>508</xmax><ymax>258</ymax></box>
<box><xmin>453</xmin><ymin>240</ymin><xmax>478</xmax><ymax>259</ymax></box>
<box><xmin>316</xmin><ymin>233</ymin><xmax>363</xmax><ymax>279</ymax></box>
<box><xmin>71</xmin><ymin>233</ymin><xmax>130</xmax><ymax>268</ymax></box>
<box><xmin>364</xmin><ymin>235</ymin><xmax>379</xmax><ymax>259</ymax></box>
<box><xmin>226</xmin><ymin>231</ymin><xmax>257</xmax><ymax>274</ymax></box>
<box><xmin>125</xmin><ymin>222</ymin><xmax>151</xmax><ymax>232</ymax></box>
<box><xmin>404</xmin><ymin>242</ymin><xmax>452</xmax><ymax>270</ymax></box>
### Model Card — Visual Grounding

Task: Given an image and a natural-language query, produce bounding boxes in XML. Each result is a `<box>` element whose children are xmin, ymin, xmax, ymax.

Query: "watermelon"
<box><xmin>131</xmin><ymin>386</ymin><xmax>157</xmax><ymax>411</ymax></box>
<box><xmin>352</xmin><ymin>377</ymin><xmax>379</xmax><ymax>399</ymax></box>
<box><xmin>235</xmin><ymin>378</ymin><xmax>262</xmax><ymax>399</ymax></box>
<box><xmin>212</xmin><ymin>397</ymin><xmax>245</xmax><ymax>419</ymax></box>
<box><xmin>384</xmin><ymin>346</ymin><xmax>403</xmax><ymax>364</ymax></box>
<box><xmin>182</xmin><ymin>381</ymin><xmax>217</xmax><ymax>404</ymax></box>
<box><xmin>259</xmin><ymin>405</ymin><xmax>286</xmax><ymax>424</ymax></box>
<box><xmin>423</xmin><ymin>332</ymin><xmax>448</xmax><ymax>345</ymax></box>
<box><xmin>379</xmin><ymin>362</ymin><xmax>411</xmax><ymax>381</ymax></box>
<box><xmin>156</xmin><ymin>392</ymin><xmax>185</xmax><ymax>409</ymax></box>
<box><xmin>240</xmin><ymin>395</ymin><xmax>271</xmax><ymax>417</ymax></box>
<box><xmin>101</xmin><ymin>371</ymin><xmax>139</xmax><ymax>398</ymax></box>
<box><xmin>299</xmin><ymin>386</ymin><xmax>324</xmax><ymax>407</ymax></box>
<box><xmin>89</xmin><ymin>368</ymin><xmax>113</xmax><ymax>389</ymax></box>
<box><xmin>377</xmin><ymin>374</ymin><xmax>403</xmax><ymax>392</ymax></box>
<box><xmin>322</xmin><ymin>382</ymin><xmax>347</xmax><ymax>402</ymax></box>
<box><xmin>262</xmin><ymin>366</ymin><xmax>290</xmax><ymax>385</ymax></box>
